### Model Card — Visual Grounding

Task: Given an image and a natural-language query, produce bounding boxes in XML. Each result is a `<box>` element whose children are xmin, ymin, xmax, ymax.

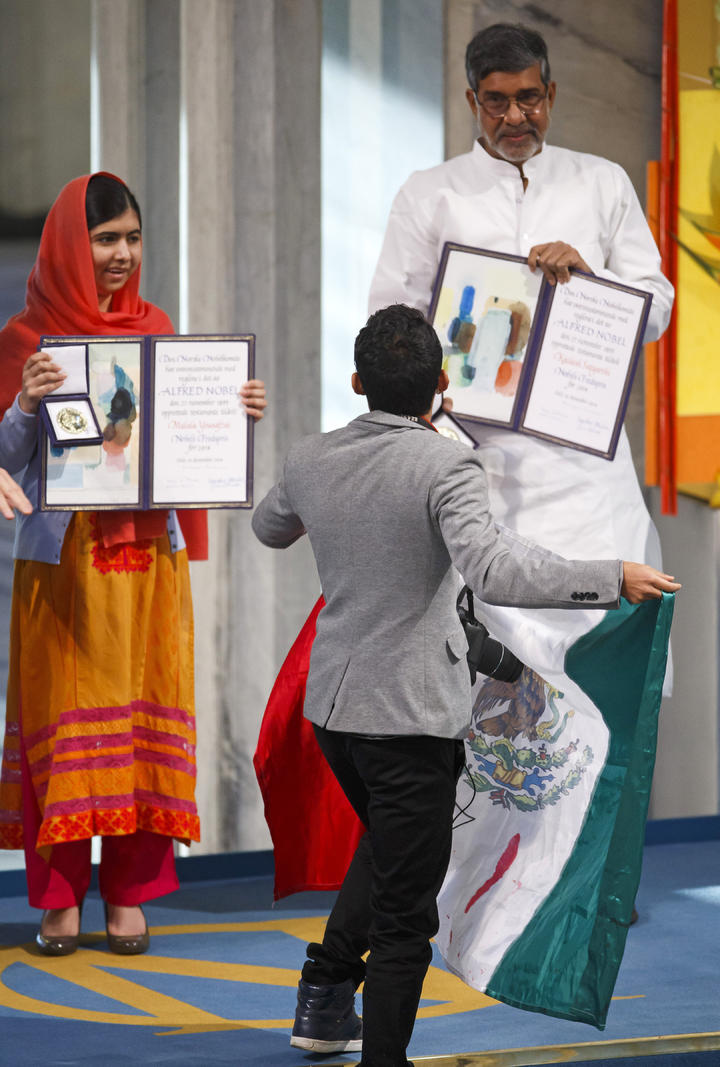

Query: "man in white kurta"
<box><xmin>369</xmin><ymin>21</ymin><xmax>673</xmax><ymax>602</ymax></box>
<box><xmin>367</xmin><ymin>22</ymin><xmax>676</xmax><ymax>1017</ymax></box>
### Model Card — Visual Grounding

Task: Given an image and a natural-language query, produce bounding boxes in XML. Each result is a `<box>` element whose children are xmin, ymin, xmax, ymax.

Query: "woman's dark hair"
<box><xmin>354</xmin><ymin>304</ymin><xmax>442</xmax><ymax>416</ymax></box>
<box><xmin>85</xmin><ymin>174</ymin><xmax>142</xmax><ymax>230</ymax></box>
<box><xmin>466</xmin><ymin>23</ymin><xmax>551</xmax><ymax>91</ymax></box>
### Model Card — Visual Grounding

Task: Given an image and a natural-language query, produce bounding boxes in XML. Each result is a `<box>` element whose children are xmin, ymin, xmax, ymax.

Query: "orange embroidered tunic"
<box><xmin>0</xmin><ymin>513</ymin><xmax>199</xmax><ymax>849</ymax></box>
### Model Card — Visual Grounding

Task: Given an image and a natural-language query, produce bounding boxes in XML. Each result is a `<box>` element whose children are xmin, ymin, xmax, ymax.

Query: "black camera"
<box><xmin>456</xmin><ymin>586</ymin><xmax>524</xmax><ymax>684</ymax></box>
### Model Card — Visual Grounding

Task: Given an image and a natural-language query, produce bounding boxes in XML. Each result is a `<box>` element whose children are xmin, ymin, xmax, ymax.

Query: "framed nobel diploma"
<box><xmin>39</xmin><ymin>334</ymin><xmax>255</xmax><ymax>511</ymax></box>
<box><xmin>428</xmin><ymin>243</ymin><xmax>652</xmax><ymax>460</ymax></box>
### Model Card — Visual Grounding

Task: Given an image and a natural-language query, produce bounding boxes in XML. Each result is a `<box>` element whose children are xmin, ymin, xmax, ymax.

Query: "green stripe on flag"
<box><xmin>485</xmin><ymin>593</ymin><xmax>675</xmax><ymax>1028</ymax></box>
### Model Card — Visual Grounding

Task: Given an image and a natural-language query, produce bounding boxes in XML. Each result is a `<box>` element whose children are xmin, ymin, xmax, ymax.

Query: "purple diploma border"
<box><xmin>146</xmin><ymin>334</ymin><xmax>256</xmax><ymax>510</ymax></box>
<box><xmin>427</xmin><ymin>245</ymin><xmax>653</xmax><ymax>461</ymax></box>
<box><xmin>38</xmin><ymin>333</ymin><xmax>256</xmax><ymax>511</ymax></box>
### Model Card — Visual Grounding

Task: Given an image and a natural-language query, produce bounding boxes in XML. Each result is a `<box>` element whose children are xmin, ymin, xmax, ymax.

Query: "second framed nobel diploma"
<box><xmin>39</xmin><ymin>334</ymin><xmax>255</xmax><ymax>510</ymax></box>
<box><xmin>429</xmin><ymin>243</ymin><xmax>652</xmax><ymax>459</ymax></box>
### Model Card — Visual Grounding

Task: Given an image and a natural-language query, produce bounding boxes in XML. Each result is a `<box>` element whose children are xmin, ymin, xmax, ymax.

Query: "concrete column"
<box><xmin>0</xmin><ymin>0</ymin><xmax>90</xmax><ymax>219</ymax></box>
<box><xmin>648</xmin><ymin>491</ymin><xmax>720</xmax><ymax>818</ymax></box>
<box><xmin>186</xmin><ymin>0</ymin><xmax>322</xmax><ymax>853</ymax></box>
<box><xmin>90</xmin><ymin>0</ymin><xmax>322</xmax><ymax>854</ymax></box>
<box><xmin>90</xmin><ymin>0</ymin><xmax>146</xmax><ymax>199</ymax></box>
<box><xmin>179</xmin><ymin>0</ymin><xmax>241</xmax><ymax>853</ymax></box>
<box><xmin>143</xmin><ymin>0</ymin><xmax>181</xmax><ymax>327</ymax></box>
<box><xmin>444</xmin><ymin>0</ymin><xmax>476</xmax><ymax>162</ymax></box>
<box><xmin>90</xmin><ymin>0</ymin><xmax>180</xmax><ymax>323</ymax></box>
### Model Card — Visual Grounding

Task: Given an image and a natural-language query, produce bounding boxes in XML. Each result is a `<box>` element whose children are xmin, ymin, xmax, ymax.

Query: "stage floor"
<box><xmin>0</xmin><ymin>839</ymin><xmax>718</xmax><ymax>1066</ymax></box>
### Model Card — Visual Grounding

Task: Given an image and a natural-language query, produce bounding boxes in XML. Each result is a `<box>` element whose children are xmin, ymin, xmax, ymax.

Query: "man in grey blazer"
<box><xmin>252</xmin><ymin>305</ymin><xmax>678</xmax><ymax>1067</ymax></box>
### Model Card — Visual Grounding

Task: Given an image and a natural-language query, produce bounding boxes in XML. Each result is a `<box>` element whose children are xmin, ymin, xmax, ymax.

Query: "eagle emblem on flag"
<box><xmin>459</xmin><ymin>668</ymin><xmax>593</xmax><ymax>818</ymax></box>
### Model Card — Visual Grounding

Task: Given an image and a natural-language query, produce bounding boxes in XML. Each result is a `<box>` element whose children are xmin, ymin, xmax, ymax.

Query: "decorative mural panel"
<box><xmin>652</xmin><ymin>0</ymin><xmax>720</xmax><ymax>508</ymax></box>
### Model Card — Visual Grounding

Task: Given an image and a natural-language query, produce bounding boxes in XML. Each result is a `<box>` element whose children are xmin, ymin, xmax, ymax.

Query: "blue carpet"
<box><xmin>0</xmin><ymin>840</ymin><xmax>718</xmax><ymax>1066</ymax></box>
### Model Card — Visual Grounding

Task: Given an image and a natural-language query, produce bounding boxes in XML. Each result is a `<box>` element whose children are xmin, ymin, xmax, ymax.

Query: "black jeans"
<box><xmin>302</xmin><ymin>726</ymin><xmax>465</xmax><ymax>1067</ymax></box>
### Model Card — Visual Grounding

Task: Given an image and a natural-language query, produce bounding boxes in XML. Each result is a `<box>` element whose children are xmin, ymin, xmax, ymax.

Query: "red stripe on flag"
<box><xmin>465</xmin><ymin>833</ymin><xmax>520</xmax><ymax>913</ymax></box>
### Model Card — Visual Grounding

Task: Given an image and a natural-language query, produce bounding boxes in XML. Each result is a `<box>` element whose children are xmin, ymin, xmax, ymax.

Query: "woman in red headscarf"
<box><xmin>0</xmin><ymin>173</ymin><xmax>266</xmax><ymax>955</ymax></box>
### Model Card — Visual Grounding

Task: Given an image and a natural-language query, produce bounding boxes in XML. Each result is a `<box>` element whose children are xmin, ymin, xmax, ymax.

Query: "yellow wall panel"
<box><xmin>675</xmin><ymin>89</ymin><xmax>720</xmax><ymax>417</ymax></box>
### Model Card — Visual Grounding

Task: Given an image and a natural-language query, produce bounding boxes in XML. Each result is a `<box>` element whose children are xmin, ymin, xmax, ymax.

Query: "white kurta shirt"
<box><xmin>369</xmin><ymin>140</ymin><xmax>673</xmax><ymax>342</ymax></box>
<box><xmin>368</xmin><ymin>140</ymin><xmax>673</xmax><ymax>565</ymax></box>
<box><xmin>368</xmin><ymin>140</ymin><xmax>674</xmax><ymax>688</ymax></box>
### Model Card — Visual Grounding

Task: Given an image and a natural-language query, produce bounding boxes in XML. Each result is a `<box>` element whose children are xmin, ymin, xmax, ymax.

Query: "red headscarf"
<box><xmin>0</xmin><ymin>172</ymin><xmax>207</xmax><ymax>559</ymax></box>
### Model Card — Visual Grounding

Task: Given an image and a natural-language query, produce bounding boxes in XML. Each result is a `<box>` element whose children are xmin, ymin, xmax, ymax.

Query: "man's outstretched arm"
<box><xmin>432</xmin><ymin>452</ymin><xmax>680</xmax><ymax>609</ymax></box>
<box><xmin>252</xmin><ymin>472</ymin><xmax>306</xmax><ymax>549</ymax></box>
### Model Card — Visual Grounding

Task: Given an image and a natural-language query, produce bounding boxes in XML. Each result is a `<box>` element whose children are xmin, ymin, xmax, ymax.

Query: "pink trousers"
<box><xmin>21</xmin><ymin>740</ymin><xmax>179</xmax><ymax>910</ymax></box>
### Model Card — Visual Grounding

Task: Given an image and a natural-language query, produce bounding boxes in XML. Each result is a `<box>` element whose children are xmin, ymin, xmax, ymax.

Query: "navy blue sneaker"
<box><xmin>290</xmin><ymin>978</ymin><xmax>362</xmax><ymax>1053</ymax></box>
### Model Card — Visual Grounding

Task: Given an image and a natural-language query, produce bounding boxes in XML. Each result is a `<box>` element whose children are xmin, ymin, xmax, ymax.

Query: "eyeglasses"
<box><xmin>475</xmin><ymin>89</ymin><xmax>547</xmax><ymax>118</ymax></box>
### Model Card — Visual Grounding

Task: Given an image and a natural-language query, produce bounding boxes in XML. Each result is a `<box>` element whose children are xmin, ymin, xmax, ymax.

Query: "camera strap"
<box><xmin>456</xmin><ymin>584</ymin><xmax>477</xmax><ymax>624</ymax></box>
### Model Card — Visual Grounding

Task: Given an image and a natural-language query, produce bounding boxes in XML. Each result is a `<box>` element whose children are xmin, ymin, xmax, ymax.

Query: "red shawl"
<box><xmin>0</xmin><ymin>172</ymin><xmax>207</xmax><ymax>558</ymax></box>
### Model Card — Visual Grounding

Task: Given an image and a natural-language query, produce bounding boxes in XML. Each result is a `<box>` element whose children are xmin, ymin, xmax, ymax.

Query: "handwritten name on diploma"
<box><xmin>553</xmin><ymin>363</ymin><xmax>611</xmax><ymax>389</ymax></box>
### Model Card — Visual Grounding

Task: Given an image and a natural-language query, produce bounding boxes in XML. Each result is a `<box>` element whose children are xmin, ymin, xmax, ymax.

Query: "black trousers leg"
<box><xmin>302</xmin><ymin>726</ymin><xmax>374</xmax><ymax>989</ymax></box>
<box><xmin>304</xmin><ymin>726</ymin><xmax>464</xmax><ymax>1067</ymax></box>
<box><xmin>302</xmin><ymin>831</ymin><xmax>373</xmax><ymax>988</ymax></box>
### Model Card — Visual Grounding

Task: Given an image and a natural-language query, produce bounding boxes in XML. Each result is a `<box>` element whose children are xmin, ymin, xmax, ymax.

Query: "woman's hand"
<box><xmin>239</xmin><ymin>379</ymin><xmax>267</xmax><ymax>421</ymax></box>
<box><xmin>19</xmin><ymin>351</ymin><xmax>66</xmax><ymax>414</ymax></box>
<box><xmin>0</xmin><ymin>468</ymin><xmax>31</xmax><ymax>519</ymax></box>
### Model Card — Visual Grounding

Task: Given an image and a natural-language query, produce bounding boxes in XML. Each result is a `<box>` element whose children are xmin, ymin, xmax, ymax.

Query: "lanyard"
<box><xmin>398</xmin><ymin>414</ymin><xmax>438</xmax><ymax>433</ymax></box>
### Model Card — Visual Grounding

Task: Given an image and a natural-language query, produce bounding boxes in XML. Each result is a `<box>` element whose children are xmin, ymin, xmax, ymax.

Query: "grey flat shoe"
<box><xmin>104</xmin><ymin>902</ymin><xmax>150</xmax><ymax>955</ymax></box>
<box><xmin>36</xmin><ymin>904</ymin><xmax>82</xmax><ymax>956</ymax></box>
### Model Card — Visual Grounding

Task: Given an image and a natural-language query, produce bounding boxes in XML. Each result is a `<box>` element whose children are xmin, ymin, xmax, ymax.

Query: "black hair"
<box><xmin>85</xmin><ymin>174</ymin><xmax>142</xmax><ymax>231</ymax></box>
<box><xmin>354</xmin><ymin>304</ymin><xmax>442</xmax><ymax>417</ymax></box>
<box><xmin>465</xmin><ymin>23</ymin><xmax>551</xmax><ymax>92</ymax></box>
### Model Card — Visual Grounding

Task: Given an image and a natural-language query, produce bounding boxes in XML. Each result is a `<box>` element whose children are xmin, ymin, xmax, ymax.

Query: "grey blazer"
<box><xmin>252</xmin><ymin>411</ymin><xmax>622</xmax><ymax>739</ymax></box>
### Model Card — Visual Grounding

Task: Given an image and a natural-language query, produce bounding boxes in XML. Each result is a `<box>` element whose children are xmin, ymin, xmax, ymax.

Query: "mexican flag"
<box><xmin>254</xmin><ymin>590</ymin><xmax>673</xmax><ymax>1030</ymax></box>
<box><xmin>437</xmin><ymin>590</ymin><xmax>674</xmax><ymax>1028</ymax></box>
